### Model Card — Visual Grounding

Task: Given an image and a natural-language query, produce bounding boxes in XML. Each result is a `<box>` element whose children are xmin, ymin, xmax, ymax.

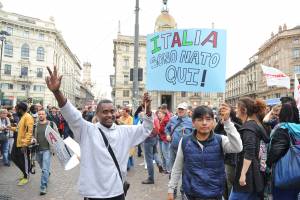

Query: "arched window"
<box><xmin>37</xmin><ymin>47</ymin><xmax>44</xmax><ymax>61</ymax></box>
<box><xmin>21</xmin><ymin>43</ymin><xmax>29</xmax><ymax>59</ymax></box>
<box><xmin>4</xmin><ymin>41</ymin><xmax>13</xmax><ymax>57</ymax></box>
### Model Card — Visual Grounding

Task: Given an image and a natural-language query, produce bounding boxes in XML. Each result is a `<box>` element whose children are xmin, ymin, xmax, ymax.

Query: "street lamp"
<box><xmin>0</xmin><ymin>30</ymin><xmax>10</xmax><ymax>103</ymax></box>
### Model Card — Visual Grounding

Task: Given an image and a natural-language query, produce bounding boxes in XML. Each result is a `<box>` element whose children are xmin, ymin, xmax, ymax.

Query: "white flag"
<box><xmin>261</xmin><ymin>65</ymin><xmax>290</xmax><ymax>89</ymax></box>
<box><xmin>294</xmin><ymin>74</ymin><xmax>300</xmax><ymax>108</ymax></box>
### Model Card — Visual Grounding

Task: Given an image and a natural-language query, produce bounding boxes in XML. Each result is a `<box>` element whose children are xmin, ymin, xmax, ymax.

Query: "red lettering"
<box><xmin>201</xmin><ymin>31</ymin><xmax>218</xmax><ymax>48</ymax></box>
<box><xmin>49</xmin><ymin>132</ymin><xmax>57</xmax><ymax>144</ymax></box>
<box><xmin>171</xmin><ymin>32</ymin><xmax>182</xmax><ymax>48</ymax></box>
<box><xmin>264</xmin><ymin>73</ymin><xmax>287</xmax><ymax>78</ymax></box>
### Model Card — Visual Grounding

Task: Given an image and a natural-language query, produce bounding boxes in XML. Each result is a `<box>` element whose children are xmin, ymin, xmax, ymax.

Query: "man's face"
<box><xmin>51</xmin><ymin>108</ymin><xmax>57</xmax><ymax>115</ymax></box>
<box><xmin>38</xmin><ymin>110</ymin><xmax>47</xmax><ymax>122</ymax></box>
<box><xmin>192</xmin><ymin>114</ymin><xmax>214</xmax><ymax>135</ymax></box>
<box><xmin>97</xmin><ymin>103</ymin><xmax>116</xmax><ymax>128</ymax></box>
<box><xmin>177</xmin><ymin>108</ymin><xmax>186</xmax><ymax>117</ymax></box>
<box><xmin>0</xmin><ymin>111</ymin><xmax>7</xmax><ymax>119</ymax></box>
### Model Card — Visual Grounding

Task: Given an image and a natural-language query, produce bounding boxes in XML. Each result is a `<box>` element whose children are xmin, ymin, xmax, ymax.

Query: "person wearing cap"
<box><xmin>166</xmin><ymin>102</ymin><xmax>193</xmax><ymax>168</ymax></box>
<box><xmin>165</xmin><ymin>102</ymin><xmax>193</xmax><ymax>197</ymax></box>
<box><xmin>9</xmin><ymin>102</ymin><xmax>34</xmax><ymax>186</ymax></box>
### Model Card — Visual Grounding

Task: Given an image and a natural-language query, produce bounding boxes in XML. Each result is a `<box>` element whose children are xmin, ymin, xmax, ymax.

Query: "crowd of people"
<box><xmin>0</xmin><ymin>66</ymin><xmax>300</xmax><ymax>200</ymax></box>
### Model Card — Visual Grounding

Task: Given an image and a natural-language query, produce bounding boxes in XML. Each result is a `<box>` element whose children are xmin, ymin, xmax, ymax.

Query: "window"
<box><xmin>19</xmin><ymin>84</ymin><xmax>29</xmax><ymax>91</ymax></box>
<box><xmin>124</xmin><ymin>58</ymin><xmax>129</xmax><ymax>69</ymax></box>
<box><xmin>21</xmin><ymin>44</ymin><xmax>30</xmax><ymax>59</ymax></box>
<box><xmin>21</xmin><ymin>66</ymin><xmax>28</xmax><ymax>76</ymax></box>
<box><xmin>293</xmin><ymin>48</ymin><xmax>300</xmax><ymax>59</ymax></box>
<box><xmin>123</xmin><ymin>90</ymin><xmax>130</xmax><ymax>97</ymax></box>
<box><xmin>37</xmin><ymin>68</ymin><xmax>43</xmax><ymax>78</ymax></box>
<box><xmin>125</xmin><ymin>45</ymin><xmax>129</xmax><ymax>52</ymax></box>
<box><xmin>4</xmin><ymin>41</ymin><xmax>13</xmax><ymax>57</ymax></box>
<box><xmin>38</xmin><ymin>33</ymin><xmax>44</xmax><ymax>40</ymax></box>
<box><xmin>275</xmin><ymin>93</ymin><xmax>280</xmax><ymax>98</ymax></box>
<box><xmin>37</xmin><ymin>47</ymin><xmax>45</xmax><ymax>61</ymax></box>
<box><xmin>1</xmin><ymin>83</ymin><xmax>13</xmax><ymax>90</ymax></box>
<box><xmin>6</xmin><ymin>27</ymin><xmax>13</xmax><ymax>35</ymax></box>
<box><xmin>23</xmin><ymin>30</ymin><xmax>29</xmax><ymax>38</ymax></box>
<box><xmin>293</xmin><ymin>38</ymin><xmax>299</xmax><ymax>44</ymax></box>
<box><xmin>124</xmin><ymin>75</ymin><xmax>129</xmax><ymax>84</ymax></box>
<box><xmin>193</xmin><ymin>93</ymin><xmax>199</xmax><ymax>96</ymax></box>
<box><xmin>33</xmin><ymin>85</ymin><xmax>45</xmax><ymax>92</ymax></box>
<box><xmin>4</xmin><ymin>64</ymin><xmax>11</xmax><ymax>75</ymax></box>
<box><xmin>295</xmin><ymin>66</ymin><xmax>300</xmax><ymax>73</ymax></box>
<box><xmin>181</xmin><ymin>92</ymin><xmax>186</xmax><ymax>97</ymax></box>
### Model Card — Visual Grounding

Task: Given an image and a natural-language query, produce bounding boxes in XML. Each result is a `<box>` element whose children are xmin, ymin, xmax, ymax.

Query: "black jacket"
<box><xmin>233</xmin><ymin>120</ymin><xmax>270</xmax><ymax>193</ymax></box>
<box><xmin>266</xmin><ymin>128</ymin><xmax>290</xmax><ymax>167</ymax></box>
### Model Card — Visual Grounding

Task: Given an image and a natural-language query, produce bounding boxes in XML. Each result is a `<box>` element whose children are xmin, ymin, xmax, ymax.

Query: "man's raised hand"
<box><xmin>45</xmin><ymin>66</ymin><xmax>63</xmax><ymax>93</ymax></box>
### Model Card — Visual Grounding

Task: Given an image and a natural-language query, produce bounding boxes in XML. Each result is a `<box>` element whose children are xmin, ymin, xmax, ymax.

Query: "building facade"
<box><xmin>111</xmin><ymin>3</ymin><xmax>224</xmax><ymax>111</ymax></box>
<box><xmin>0</xmin><ymin>7</ymin><xmax>82</xmax><ymax>106</ymax></box>
<box><xmin>226</xmin><ymin>24</ymin><xmax>300</xmax><ymax>106</ymax></box>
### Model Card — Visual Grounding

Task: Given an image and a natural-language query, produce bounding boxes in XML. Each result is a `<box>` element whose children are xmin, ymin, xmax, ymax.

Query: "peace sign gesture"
<box><xmin>45</xmin><ymin>66</ymin><xmax>63</xmax><ymax>93</ymax></box>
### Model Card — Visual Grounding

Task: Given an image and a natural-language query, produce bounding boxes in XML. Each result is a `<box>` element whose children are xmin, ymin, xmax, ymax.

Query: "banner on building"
<box><xmin>146</xmin><ymin>28</ymin><xmax>226</xmax><ymax>92</ymax></box>
<box><xmin>261</xmin><ymin>65</ymin><xmax>290</xmax><ymax>89</ymax></box>
<box><xmin>45</xmin><ymin>126</ymin><xmax>80</xmax><ymax>170</ymax></box>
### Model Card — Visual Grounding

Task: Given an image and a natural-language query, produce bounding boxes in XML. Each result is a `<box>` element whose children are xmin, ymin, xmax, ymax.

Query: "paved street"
<box><xmin>0</xmin><ymin>156</ymin><xmax>170</xmax><ymax>200</ymax></box>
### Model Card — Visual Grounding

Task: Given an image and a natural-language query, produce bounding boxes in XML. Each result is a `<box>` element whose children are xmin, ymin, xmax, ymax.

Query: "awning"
<box><xmin>265</xmin><ymin>98</ymin><xmax>281</xmax><ymax>106</ymax></box>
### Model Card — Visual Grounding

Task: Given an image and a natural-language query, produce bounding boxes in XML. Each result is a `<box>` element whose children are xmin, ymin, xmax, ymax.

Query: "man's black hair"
<box><xmin>96</xmin><ymin>99</ymin><xmax>113</xmax><ymax>112</ymax></box>
<box><xmin>192</xmin><ymin>106</ymin><xmax>214</xmax><ymax>121</ymax></box>
<box><xmin>16</xmin><ymin>102</ymin><xmax>28</xmax><ymax>112</ymax></box>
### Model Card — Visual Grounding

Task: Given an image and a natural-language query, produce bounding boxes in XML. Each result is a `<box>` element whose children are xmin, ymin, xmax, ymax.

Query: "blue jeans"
<box><xmin>144</xmin><ymin>136</ymin><xmax>162</xmax><ymax>181</ymax></box>
<box><xmin>159</xmin><ymin>140</ymin><xmax>170</xmax><ymax>172</ymax></box>
<box><xmin>229</xmin><ymin>190</ymin><xmax>259</xmax><ymax>200</ymax></box>
<box><xmin>36</xmin><ymin>150</ymin><xmax>51</xmax><ymax>190</ymax></box>
<box><xmin>272</xmin><ymin>186</ymin><xmax>300</xmax><ymax>200</ymax></box>
<box><xmin>1</xmin><ymin>139</ymin><xmax>10</xmax><ymax>165</ymax></box>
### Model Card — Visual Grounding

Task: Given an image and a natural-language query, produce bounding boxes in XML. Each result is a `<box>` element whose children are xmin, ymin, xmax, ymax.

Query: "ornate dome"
<box><xmin>154</xmin><ymin>10</ymin><xmax>177</xmax><ymax>32</ymax></box>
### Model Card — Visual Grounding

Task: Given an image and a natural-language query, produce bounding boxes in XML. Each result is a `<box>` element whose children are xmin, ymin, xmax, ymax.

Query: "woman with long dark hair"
<box><xmin>229</xmin><ymin>97</ymin><xmax>270</xmax><ymax>200</ymax></box>
<box><xmin>267</xmin><ymin>103</ymin><xmax>300</xmax><ymax>200</ymax></box>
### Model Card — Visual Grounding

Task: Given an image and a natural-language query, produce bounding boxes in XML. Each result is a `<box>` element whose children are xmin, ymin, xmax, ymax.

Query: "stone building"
<box><xmin>226</xmin><ymin>24</ymin><xmax>300</xmax><ymax>106</ymax></box>
<box><xmin>0</xmin><ymin>5</ymin><xmax>81</xmax><ymax>106</ymax></box>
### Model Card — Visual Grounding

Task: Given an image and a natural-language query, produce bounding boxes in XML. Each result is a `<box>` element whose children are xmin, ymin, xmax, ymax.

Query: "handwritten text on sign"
<box><xmin>146</xmin><ymin>29</ymin><xmax>226</xmax><ymax>92</ymax></box>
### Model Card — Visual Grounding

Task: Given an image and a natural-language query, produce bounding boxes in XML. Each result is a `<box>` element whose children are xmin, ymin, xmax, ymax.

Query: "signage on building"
<box><xmin>146</xmin><ymin>28</ymin><xmax>226</xmax><ymax>92</ymax></box>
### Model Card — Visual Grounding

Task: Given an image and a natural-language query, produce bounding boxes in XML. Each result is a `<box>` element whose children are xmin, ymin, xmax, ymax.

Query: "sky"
<box><xmin>2</xmin><ymin>0</ymin><xmax>300</xmax><ymax>98</ymax></box>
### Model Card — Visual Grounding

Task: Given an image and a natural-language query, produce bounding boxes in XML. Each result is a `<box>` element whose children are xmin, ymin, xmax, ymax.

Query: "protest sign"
<box><xmin>45</xmin><ymin>126</ymin><xmax>76</xmax><ymax>170</ymax></box>
<box><xmin>146</xmin><ymin>28</ymin><xmax>226</xmax><ymax>92</ymax></box>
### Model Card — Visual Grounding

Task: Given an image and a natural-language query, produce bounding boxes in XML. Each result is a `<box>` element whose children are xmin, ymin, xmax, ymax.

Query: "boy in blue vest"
<box><xmin>167</xmin><ymin>104</ymin><xmax>243</xmax><ymax>200</ymax></box>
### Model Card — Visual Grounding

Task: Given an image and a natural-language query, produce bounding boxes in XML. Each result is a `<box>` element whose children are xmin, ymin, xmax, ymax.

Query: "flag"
<box><xmin>261</xmin><ymin>65</ymin><xmax>290</xmax><ymax>89</ymax></box>
<box><xmin>294</xmin><ymin>74</ymin><xmax>300</xmax><ymax>108</ymax></box>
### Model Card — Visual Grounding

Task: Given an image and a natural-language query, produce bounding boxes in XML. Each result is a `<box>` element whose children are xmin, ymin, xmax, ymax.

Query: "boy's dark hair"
<box><xmin>192</xmin><ymin>106</ymin><xmax>214</xmax><ymax>121</ymax></box>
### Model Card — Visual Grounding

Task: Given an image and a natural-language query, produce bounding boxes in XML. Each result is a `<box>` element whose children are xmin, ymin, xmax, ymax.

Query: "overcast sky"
<box><xmin>2</xmin><ymin>0</ymin><xmax>300</xmax><ymax>98</ymax></box>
